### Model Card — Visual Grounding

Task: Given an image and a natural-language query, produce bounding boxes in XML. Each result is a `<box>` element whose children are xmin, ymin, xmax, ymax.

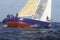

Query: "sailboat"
<box><xmin>2</xmin><ymin>0</ymin><xmax>51</xmax><ymax>27</ymax></box>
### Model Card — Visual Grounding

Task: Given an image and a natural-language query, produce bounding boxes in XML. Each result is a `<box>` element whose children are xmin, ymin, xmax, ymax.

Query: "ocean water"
<box><xmin>0</xmin><ymin>22</ymin><xmax>60</xmax><ymax>40</ymax></box>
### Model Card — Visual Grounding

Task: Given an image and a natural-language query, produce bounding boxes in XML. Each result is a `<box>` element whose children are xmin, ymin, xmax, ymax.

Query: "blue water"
<box><xmin>0</xmin><ymin>22</ymin><xmax>60</xmax><ymax>40</ymax></box>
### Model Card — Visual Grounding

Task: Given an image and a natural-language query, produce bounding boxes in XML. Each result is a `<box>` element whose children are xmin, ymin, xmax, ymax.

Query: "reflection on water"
<box><xmin>0</xmin><ymin>22</ymin><xmax>60</xmax><ymax>40</ymax></box>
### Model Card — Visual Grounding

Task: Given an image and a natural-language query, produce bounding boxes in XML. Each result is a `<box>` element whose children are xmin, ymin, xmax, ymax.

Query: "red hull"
<box><xmin>6</xmin><ymin>21</ymin><xmax>32</xmax><ymax>28</ymax></box>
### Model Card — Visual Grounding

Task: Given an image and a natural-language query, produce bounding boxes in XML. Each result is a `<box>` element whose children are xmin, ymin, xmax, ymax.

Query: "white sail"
<box><xmin>40</xmin><ymin>0</ymin><xmax>51</xmax><ymax>22</ymax></box>
<box><xmin>33</xmin><ymin>0</ymin><xmax>51</xmax><ymax>22</ymax></box>
<box><xmin>33</xmin><ymin>0</ymin><xmax>48</xmax><ymax>20</ymax></box>
<box><xmin>18</xmin><ymin>0</ymin><xmax>40</xmax><ymax>18</ymax></box>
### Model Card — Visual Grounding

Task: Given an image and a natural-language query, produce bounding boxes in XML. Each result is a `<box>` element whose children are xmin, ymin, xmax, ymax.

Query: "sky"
<box><xmin>0</xmin><ymin>0</ymin><xmax>60</xmax><ymax>22</ymax></box>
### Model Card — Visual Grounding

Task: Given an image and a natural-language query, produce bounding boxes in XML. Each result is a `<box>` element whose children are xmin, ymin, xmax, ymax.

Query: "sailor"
<box><xmin>7</xmin><ymin>14</ymin><xmax>10</xmax><ymax>18</ymax></box>
<box><xmin>10</xmin><ymin>14</ymin><xmax>14</xmax><ymax>18</ymax></box>
<box><xmin>46</xmin><ymin>16</ymin><xmax>49</xmax><ymax>21</ymax></box>
<box><xmin>16</xmin><ymin>13</ymin><xmax>18</xmax><ymax>18</ymax></box>
<box><xmin>2</xmin><ymin>14</ymin><xmax>10</xmax><ymax>23</ymax></box>
<box><xmin>15</xmin><ymin>13</ymin><xmax>19</xmax><ymax>20</ymax></box>
<box><xmin>46</xmin><ymin>16</ymin><xmax>50</xmax><ymax>21</ymax></box>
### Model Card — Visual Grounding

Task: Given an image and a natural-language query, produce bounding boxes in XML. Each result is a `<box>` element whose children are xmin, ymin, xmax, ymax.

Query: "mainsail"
<box><xmin>40</xmin><ymin>0</ymin><xmax>51</xmax><ymax>22</ymax></box>
<box><xmin>33</xmin><ymin>0</ymin><xmax>48</xmax><ymax>19</ymax></box>
<box><xmin>18</xmin><ymin>0</ymin><xmax>40</xmax><ymax>18</ymax></box>
<box><xmin>33</xmin><ymin>0</ymin><xmax>51</xmax><ymax>22</ymax></box>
